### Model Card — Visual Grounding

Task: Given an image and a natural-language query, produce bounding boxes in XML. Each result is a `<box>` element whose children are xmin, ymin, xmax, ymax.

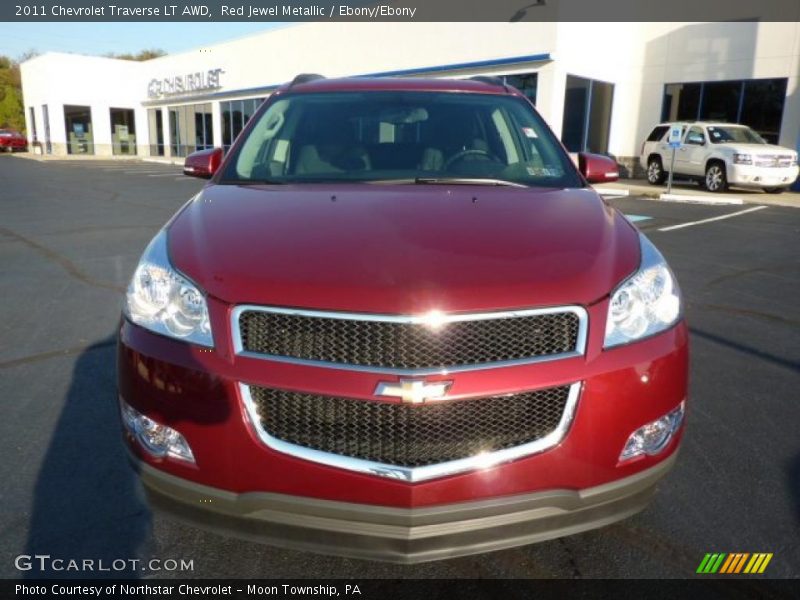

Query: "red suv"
<box><xmin>118</xmin><ymin>76</ymin><xmax>688</xmax><ymax>563</ymax></box>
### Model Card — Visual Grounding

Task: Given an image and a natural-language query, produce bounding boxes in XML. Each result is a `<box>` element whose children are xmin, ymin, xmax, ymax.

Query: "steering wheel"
<box><xmin>443</xmin><ymin>148</ymin><xmax>502</xmax><ymax>170</ymax></box>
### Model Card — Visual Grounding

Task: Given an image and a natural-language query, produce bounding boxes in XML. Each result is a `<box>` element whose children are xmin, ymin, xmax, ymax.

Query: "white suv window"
<box><xmin>685</xmin><ymin>127</ymin><xmax>705</xmax><ymax>146</ymax></box>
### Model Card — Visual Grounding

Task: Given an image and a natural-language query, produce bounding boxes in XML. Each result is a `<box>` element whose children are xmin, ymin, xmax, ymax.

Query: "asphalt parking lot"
<box><xmin>1</xmin><ymin>155</ymin><xmax>798</xmax><ymax>580</ymax></box>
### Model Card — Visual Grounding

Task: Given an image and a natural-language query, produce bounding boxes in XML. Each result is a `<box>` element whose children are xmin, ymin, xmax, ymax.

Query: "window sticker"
<box><xmin>522</xmin><ymin>127</ymin><xmax>538</xmax><ymax>138</ymax></box>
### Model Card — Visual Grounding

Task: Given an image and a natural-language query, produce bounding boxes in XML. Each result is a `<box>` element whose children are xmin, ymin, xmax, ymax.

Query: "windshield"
<box><xmin>220</xmin><ymin>91</ymin><xmax>582</xmax><ymax>188</ymax></box>
<box><xmin>707</xmin><ymin>126</ymin><xmax>766</xmax><ymax>145</ymax></box>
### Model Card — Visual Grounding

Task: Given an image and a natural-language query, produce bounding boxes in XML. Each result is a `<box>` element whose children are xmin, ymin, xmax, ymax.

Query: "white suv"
<box><xmin>640</xmin><ymin>122</ymin><xmax>798</xmax><ymax>193</ymax></box>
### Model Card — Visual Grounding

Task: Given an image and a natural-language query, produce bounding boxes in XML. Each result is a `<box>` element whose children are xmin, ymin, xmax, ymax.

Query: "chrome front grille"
<box><xmin>754</xmin><ymin>154</ymin><xmax>793</xmax><ymax>168</ymax></box>
<box><xmin>233</xmin><ymin>305</ymin><xmax>587</xmax><ymax>374</ymax></box>
<box><xmin>240</xmin><ymin>382</ymin><xmax>582</xmax><ymax>481</ymax></box>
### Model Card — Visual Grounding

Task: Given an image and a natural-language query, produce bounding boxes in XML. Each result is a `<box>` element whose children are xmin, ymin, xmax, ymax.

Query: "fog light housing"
<box><xmin>620</xmin><ymin>402</ymin><xmax>684</xmax><ymax>461</ymax></box>
<box><xmin>119</xmin><ymin>398</ymin><xmax>195</xmax><ymax>462</ymax></box>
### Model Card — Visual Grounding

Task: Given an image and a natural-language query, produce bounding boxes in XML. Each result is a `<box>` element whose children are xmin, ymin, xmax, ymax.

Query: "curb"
<box><xmin>142</xmin><ymin>158</ymin><xmax>184</xmax><ymax>166</ymax></box>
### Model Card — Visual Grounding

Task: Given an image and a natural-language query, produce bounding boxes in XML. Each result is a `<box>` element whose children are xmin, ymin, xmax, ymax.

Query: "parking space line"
<box><xmin>658</xmin><ymin>206</ymin><xmax>768</xmax><ymax>232</ymax></box>
<box><xmin>660</xmin><ymin>192</ymin><xmax>744</xmax><ymax>206</ymax></box>
<box><xmin>99</xmin><ymin>166</ymin><xmax>153</xmax><ymax>170</ymax></box>
<box><xmin>597</xmin><ymin>188</ymin><xmax>630</xmax><ymax>198</ymax></box>
<box><xmin>147</xmin><ymin>172</ymin><xmax>184</xmax><ymax>177</ymax></box>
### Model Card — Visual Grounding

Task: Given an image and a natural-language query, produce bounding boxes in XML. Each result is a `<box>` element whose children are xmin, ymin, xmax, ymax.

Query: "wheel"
<box><xmin>763</xmin><ymin>187</ymin><xmax>785</xmax><ymax>194</ymax></box>
<box><xmin>704</xmin><ymin>163</ymin><xmax>728</xmax><ymax>193</ymax></box>
<box><xmin>646</xmin><ymin>157</ymin><xmax>666</xmax><ymax>185</ymax></box>
<box><xmin>442</xmin><ymin>149</ymin><xmax>502</xmax><ymax>170</ymax></box>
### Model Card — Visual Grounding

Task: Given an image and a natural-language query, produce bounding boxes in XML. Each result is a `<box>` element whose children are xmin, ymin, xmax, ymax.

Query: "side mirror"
<box><xmin>183</xmin><ymin>147</ymin><xmax>223</xmax><ymax>179</ymax></box>
<box><xmin>578</xmin><ymin>152</ymin><xmax>619</xmax><ymax>184</ymax></box>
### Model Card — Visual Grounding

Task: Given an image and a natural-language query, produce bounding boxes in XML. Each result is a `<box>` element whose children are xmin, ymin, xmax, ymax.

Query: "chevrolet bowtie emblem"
<box><xmin>374</xmin><ymin>379</ymin><xmax>453</xmax><ymax>404</ymax></box>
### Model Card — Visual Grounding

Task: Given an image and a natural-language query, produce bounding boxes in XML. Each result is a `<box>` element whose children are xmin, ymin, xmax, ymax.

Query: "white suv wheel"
<box><xmin>647</xmin><ymin>158</ymin><xmax>665</xmax><ymax>185</ymax></box>
<box><xmin>705</xmin><ymin>164</ymin><xmax>727</xmax><ymax>193</ymax></box>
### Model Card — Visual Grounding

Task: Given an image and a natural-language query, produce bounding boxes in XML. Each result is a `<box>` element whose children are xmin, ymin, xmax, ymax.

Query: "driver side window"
<box><xmin>685</xmin><ymin>127</ymin><xmax>705</xmax><ymax>146</ymax></box>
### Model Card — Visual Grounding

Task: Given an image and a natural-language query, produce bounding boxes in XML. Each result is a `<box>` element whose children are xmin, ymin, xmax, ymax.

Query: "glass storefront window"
<box><xmin>561</xmin><ymin>75</ymin><xmax>614</xmax><ymax>154</ymax></box>
<box><xmin>586</xmin><ymin>80</ymin><xmax>614</xmax><ymax>154</ymax></box>
<box><xmin>64</xmin><ymin>105</ymin><xmax>94</xmax><ymax>155</ymax></box>
<box><xmin>661</xmin><ymin>78</ymin><xmax>787</xmax><ymax>144</ymax></box>
<box><xmin>740</xmin><ymin>79</ymin><xmax>788</xmax><ymax>145</ymax></box>
<box><xmin>662</xmin><ymin>83</ymin><xmax>701</xmax><ymax>122</ymax></box>
<box><xmin>167</xmin><ymin>103</ymin><xmax>213</xmax><ymax>157</ymax></box>
<box><xmin>700</xmin><ymin>81</ymin><xmax>741</xmax><ymax>123</ymax></box>
<box><xmin>221</xmin><ymin>97</ymin><xmax>266</xmax><ymax>152</ymax></box>
<box><xmin>147</xmin><ymin>108</ymin><xmax>165</xmax><ymax>156</ymax></box>
<box><xmin>28</xmin><ymin>107</ymin><xmax>37</xmax><ymax>141</ymax></box>
<box><xmin>110</xmin><ymin>108</ymin><xmax>136</xmax><ymax>156</ymax></box>
<box><xmin>42</xmin><ymin>105</ymin><xmax>51</xmax><ymax>154</ymax></box>
<box><xmin>503</xmin><ymin>73</ymin><xmax>538</xmax><ymax>104</ymax></box>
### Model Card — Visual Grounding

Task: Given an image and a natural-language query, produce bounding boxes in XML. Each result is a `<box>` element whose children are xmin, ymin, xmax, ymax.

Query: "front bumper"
<box><xmin>118</xmin><ymin>297</ymin><xmax>688</xmax><ymax>558</ymax></box>
<box><xmin>0</xmin><ymin>139</ymin><xmax>27</xmax><ymax>150</ymax></box>
<box><xmin>134</xmin><ymin>450</ymin><xmax>677</xmax><ymax>563</ymax></box>
<box><xmin>727</xmin><ymin>164</ymin><xmax>798</xmax><ymax>188</ymax></box>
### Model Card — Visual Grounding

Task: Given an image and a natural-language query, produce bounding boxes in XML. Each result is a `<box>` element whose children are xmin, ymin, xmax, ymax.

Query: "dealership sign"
<box><xmin>147</xmin><ymin>68</ymin><xmax>224</xmax><ymax>99</ymax></box>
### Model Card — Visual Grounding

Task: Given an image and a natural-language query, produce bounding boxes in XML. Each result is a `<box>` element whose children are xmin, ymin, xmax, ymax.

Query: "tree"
<box><xmin>0</xmin><ymin>53</ymin><xmax>27</xmax><ymax>131</ymax></box>
<box><xmin>0</xmin><ymin>84</ymin><xmax>24</xmax><ymax>131</ymax></box>
<box><xmin>105</xmin><ymin>48</ymin><xmax>166</xmax><ymax>61</ymax></box>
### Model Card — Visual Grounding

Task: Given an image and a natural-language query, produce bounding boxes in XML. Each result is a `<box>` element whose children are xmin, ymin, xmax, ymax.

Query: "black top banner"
<box><xmin>4</xmin><ymin>0</ymin><xmax>800</xmax><ymax>22</ymax></box>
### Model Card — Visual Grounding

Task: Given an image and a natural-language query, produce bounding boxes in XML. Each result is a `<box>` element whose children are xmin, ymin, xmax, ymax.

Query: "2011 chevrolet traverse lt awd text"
<box><xmin>118</xmin><ymin>75</ymin><xmax>688</xmax><ymax>563</ymax></box>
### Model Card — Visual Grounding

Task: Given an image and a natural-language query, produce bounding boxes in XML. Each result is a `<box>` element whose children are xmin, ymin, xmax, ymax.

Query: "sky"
<box><xmin>0</xmin><ymin>23</ymin><xmax>291</xmax><ymax>60</ymax></box>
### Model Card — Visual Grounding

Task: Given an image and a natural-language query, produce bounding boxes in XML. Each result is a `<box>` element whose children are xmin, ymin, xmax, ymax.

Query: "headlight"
<box><xmin>733</xmin><ymin>153</ymin><xmax>752</xmax><ymax>165</ymax></box>
<box><xmin>604</xmin><ymin>234</ymin><xmax>681</xmax><ymax>348</ymax></box>
<box><xmin>124</xmin><ymin>229</ymin><xmax>213</xmax><ymax>346</ymax></box>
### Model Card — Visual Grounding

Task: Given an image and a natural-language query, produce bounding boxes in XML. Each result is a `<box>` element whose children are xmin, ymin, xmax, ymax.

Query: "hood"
<box><xmin>724</xmin><ymin>143</ymin><xmax>796</xmax><ymax>156</ymax></box>
<box><xmin>167</xmin><ymin>184</ymin><xmax>640</xmax><ymax>314</ymax></box>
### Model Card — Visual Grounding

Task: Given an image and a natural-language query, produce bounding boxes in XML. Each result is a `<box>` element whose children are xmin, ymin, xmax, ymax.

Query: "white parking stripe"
<box><xmin>147</xmin><ymin>172</ymin><xmax>185</xmax><ymax>177</ymax></box>
<box><xmin>658</xmin><ymin>206</ymin><xmax>768</xmax><ymax>232</ymax></box>
<box><xmin>597</xmin><ymin>188</ymin><xmax>630</xmax><ymax>197</ymax></box>
<box><xmin>99</xmin><ymin>166</ymin><xmax>151</xmax><ymax>169</ymax></box>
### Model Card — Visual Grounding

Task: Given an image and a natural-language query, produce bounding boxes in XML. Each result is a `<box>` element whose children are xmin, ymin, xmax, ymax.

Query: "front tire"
<box><xmin>704</xmin><ymin>163</ymin><xmax>728</xmax><ymax>193</ymax></box>
<box><xmin>647</xmin><ymin>157</ymin><xmax>666</xmax><ymax>185</ymax></box>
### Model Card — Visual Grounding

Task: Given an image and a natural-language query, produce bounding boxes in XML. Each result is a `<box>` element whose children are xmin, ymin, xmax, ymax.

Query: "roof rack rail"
<box><xmin>289</xmin><ymin>73</ymin><xmax>325</xmax><ymax>87</ymax></box>
<box><xmin>469</xmin><ymin>75</ymin><xmax>508</xmax><ymax>90</ymax></box>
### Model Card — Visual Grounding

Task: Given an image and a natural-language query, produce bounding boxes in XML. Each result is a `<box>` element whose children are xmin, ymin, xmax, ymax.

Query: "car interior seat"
<box><xmin>294</xmin><ymin>118</ymin><xmax>371</xmax><ymax>174</ymax></box>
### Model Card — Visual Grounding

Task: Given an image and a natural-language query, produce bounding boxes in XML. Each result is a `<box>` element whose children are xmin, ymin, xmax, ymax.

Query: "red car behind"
<box><xmin>118</xmin><ymin>76</ymin><xmax>688</xmax><ymax>563</ymax></box>
<box><xmin>0</xmin><ymin>129</ymin><xmax>27</xmax><ymax>152</ymax></box>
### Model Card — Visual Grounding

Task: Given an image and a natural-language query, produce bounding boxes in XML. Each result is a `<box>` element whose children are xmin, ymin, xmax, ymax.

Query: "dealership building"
<box><xmin>20</xmin><ymin>21</ymin><xmax>800</xmax><ymax>176</ymax></box>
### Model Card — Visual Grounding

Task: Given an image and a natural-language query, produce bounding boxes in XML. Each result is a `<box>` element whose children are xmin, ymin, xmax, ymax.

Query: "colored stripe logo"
<box><xmin>696</xmin><ymin>553</ymin><xmax>773</xmax><ymax>574</ymax></box>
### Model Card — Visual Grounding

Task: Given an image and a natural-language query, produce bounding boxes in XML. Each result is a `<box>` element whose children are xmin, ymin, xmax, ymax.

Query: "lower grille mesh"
<box><xmin>248</xmin><ymin>384</ymin><xmax>572</xmax><ymax>468</ymax></box>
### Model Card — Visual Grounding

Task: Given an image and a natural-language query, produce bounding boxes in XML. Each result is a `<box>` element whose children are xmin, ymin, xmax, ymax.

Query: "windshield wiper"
<box><xmin>413</xmin><ymin>177</ymin><xmax>529</xmax><ymax>188</ymax></box>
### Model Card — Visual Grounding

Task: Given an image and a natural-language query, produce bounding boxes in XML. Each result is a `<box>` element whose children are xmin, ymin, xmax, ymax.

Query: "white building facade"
<box><xmin>20</xmin><ymin>21</ymin><xmax>800</xmax><ymax>177</ymax></box>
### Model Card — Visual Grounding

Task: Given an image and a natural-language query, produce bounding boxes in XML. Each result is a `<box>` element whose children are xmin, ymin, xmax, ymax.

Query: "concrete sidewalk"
<box><xmin>595</xmin><ymin>178</ymin><xmax>800</xmax><ymax>208</ymax></box>
<box><xmin>9</xmin><ymin>152</ymin><xmax>799</xmax><ymax>208</ymax></box>
<box><xmin>10</xmin><ymin>152</ymin><xmax>184</xmax><ymax>166</ymax></box>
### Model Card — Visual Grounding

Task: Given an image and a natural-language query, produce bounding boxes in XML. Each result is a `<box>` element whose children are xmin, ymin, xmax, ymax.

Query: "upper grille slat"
<box><xmin>237</xmin><ymin>308</ymin><xmax>582</xmax><ymax>371</ymax></box>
